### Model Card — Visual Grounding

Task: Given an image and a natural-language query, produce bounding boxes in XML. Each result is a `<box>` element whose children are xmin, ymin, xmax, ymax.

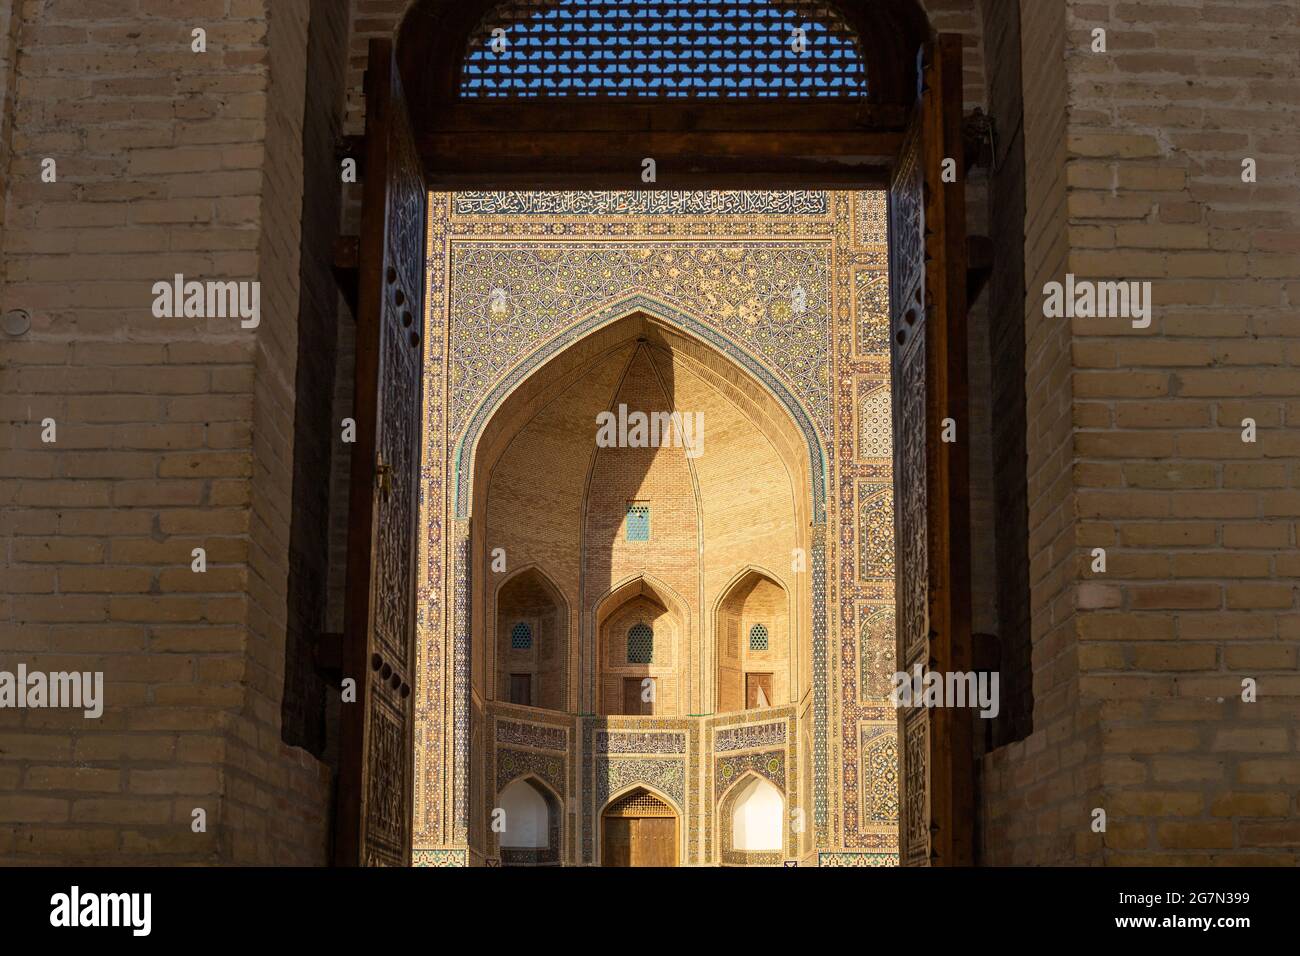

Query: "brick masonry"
<box><xmin>0</xmin><ymin>0</ymin><xmax>329</xmax><ymax>864</ymax></box>
<box><xmin>981</xmin><ymin>0</ymin><xmax>1300</xmax><ymax>865</ymax></box>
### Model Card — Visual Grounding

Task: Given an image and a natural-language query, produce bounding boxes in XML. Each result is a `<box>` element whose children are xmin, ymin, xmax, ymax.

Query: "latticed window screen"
<box><xmin>749</xmin><ymin>623</ymin><xmax>769</xmax><ymax>651</ymax></box>
<box><xmin>606</xmin><ymin>789</ymin><xmax>675</xmax><ymax>817</ymax></box>
<box><xmin>460</xmin><ymin>0</ymin><xmax>867</xmax><ymax>99</ymax></box>
<box><xmin>511</xmin><ymin>621</ymin><xmax>533</xmax><ymax>650</ymax></box>
<box><xmin>626</xmin><ymin>504</ymin><xmax>650</xmax><ymax>541</ymax></box>
<box><xmin>627</xmin><ymin>623</ymin><xmax>654</xmax><ymax>663</ymax></box>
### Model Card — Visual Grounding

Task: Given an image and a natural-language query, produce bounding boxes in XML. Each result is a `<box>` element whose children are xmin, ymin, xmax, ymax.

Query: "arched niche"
<box><xmin>496</xmin><ymin>776</ymin><xmax>561</xmax><ymax>865</ymax></box>
<box><xmin>727</xmin><ymin>773</ymin><xmax>785</xmax><ymax>857</ymax></box>
<box><xmin>594</xmin><ymin>575</ymin><xmax>687</xmax><ymax>717</ymax></box>
<box><xmin>716</xmin><ymin>569</ymin><xmax>791</xmax><ymax>713</ymax></box>
<box><xmin>493</xmin><ymin>566</ymin><xmax>568</xmax><ymax>711</ymax></box>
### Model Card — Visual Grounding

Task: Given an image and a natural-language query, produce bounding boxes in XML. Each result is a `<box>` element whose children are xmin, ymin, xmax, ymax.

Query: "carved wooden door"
<box><xmin>888</xmin><ymin>35</ymin><xmax>974</xmax><ymax>867</ymax></box>
<box><xmin>337</xmin><ymin>39</ymin><xmax>426</xmax><ymax>867</ymax></box>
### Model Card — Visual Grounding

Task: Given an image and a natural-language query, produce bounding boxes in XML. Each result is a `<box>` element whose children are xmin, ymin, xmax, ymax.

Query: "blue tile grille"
<box><xmin>749</xmin><ymin>623</ymin><xmax>769</xmax><ymax>651</ymax></box>
<box><xmin>460</xmin><ymin>0</ymin><xmax>868</xmax><ymax>99</ymax></box>
<box><xmin>510</xmin><ymin>621</ymin><xmax>533</xmax><ymax>650</ymax></box>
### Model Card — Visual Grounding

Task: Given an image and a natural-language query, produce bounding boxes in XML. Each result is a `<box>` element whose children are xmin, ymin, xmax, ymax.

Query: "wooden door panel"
<box><xmin>336</xmin><ymin>39</ymin><xmax>426</xmax><ymax>868</ymax></box>
<box><xmin>603</xmin><ymin>818</ymin><xmax>632</xmax><ymax>867</ymax></box>
<box><xmin>510</xmin><ymin>673</ymin><xmax>532</xmax><ymax>706</ymax></box>
<box><xmin>888</xmin><ymin>34</ymin><xmax>973</xmax><ymax>867</ymax></box>
<box><xmin>634</xmin><ymin>818</ymin><xmax>677</xmax><ymax>867</ymax></box>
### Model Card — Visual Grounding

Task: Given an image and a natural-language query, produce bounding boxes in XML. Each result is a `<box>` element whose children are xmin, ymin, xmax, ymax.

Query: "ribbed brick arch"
<box><xmin>455</xmin><ymin>296</ymin><xmax>828</xmax><ymax>522</ymax></box>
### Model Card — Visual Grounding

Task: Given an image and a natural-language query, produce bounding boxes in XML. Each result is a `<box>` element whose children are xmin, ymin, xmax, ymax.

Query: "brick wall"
<box><xmin>982</xmin><ymin>0</ymin><xmax>1300</xmax><ymax>865</ymax></box>
<box><xmin>1058</xmin><ymin>0</ymin><xmax>1300</xmax><ymax>863</ymax></box>
<box><xmin>979</xmin><ymin>0</ymin><xmax>1102</xmax><ymax>865</ymax></box>
<box><xmin>0</xmin><ymin>0</ymin><xmax>328</xmax><ymax>864</ymax></box>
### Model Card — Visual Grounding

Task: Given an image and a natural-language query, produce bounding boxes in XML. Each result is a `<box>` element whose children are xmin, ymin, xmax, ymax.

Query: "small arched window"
<box><xmin>749</xmin><ymin>624</ymin><xmax>769</xmax><ymax>652</ymax></box>
<box><xmin>627</xmin><ymin>623</ymin><xmax>654</xmax><ymax>664</ymax></box>
<box><xmin>510</xmin><ymin>621</ymin><xmax>533</xmax><ymax>650</ymax></box>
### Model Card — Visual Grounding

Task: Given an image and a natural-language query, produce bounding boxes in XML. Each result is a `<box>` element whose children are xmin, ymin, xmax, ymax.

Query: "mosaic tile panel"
<box><xmin>595</xmin><ymin>731</ymin><xmax>687</xmax><ymax>754</ymax></box>
<box><xmin>412</xmin><ymin>849</ymin><xmax>467</xmax><ymax>867</ymax></box>
<box><xmin>714</xmin><ymin>721</ymin><xmax>786</xmax><ymax>753</ymax></box>
<box><xmin>854</xmin><ymin>190</ymin><xmax>888</xmax><ymax>247</ymax></box>
<box><xmin>860</xmin><ymin>722</ymin><xmax>899</xmax><ymax>825</ymax></box>
<box><xmin>447</xmin><ymin>242</ymin><xmax>832</xmax><ymax>439</ymax></box>
<box><xmin>416</xmin><ymin>190</ymin><xmax>897</xmax><ymax>864</ymax></box>
<box><xmin>854</xmin><ymin>269</ymin><xmax>891</xmax><ymax>357</ymax></box>
<box><xmin>594</xmin><ymin>757</ymin><xmax>687</xmax><ymax>810</ymax></box>
<box><xmin>858</xmin><ymin>482</ymin><xmax>895</xmax><ymax>582</ymax></box>
<box><xmin>818</xmin><ymin>851</ymin><xmax>899</xmax><ymax>867</ymax></box>
<box><xmin>495</xmin><ymin>720</ymin><xmax>567</xmax><ymax>752</ymax></box>
<box><xmin>454</xmin><ymin>191</ymin><xmax>830</xmax><ymax>217</ymax></box>
<box><xmin>859</xmin><ymin>605</ymin><xmax>896</xmax><ymax>701</ymax></box>
<box><xmin>858</xmin><ymin>380</ymin><xmax>893</xmax><ymax>459</ymax></box>
<box><xmin>496</xmin><ymin>748</ymin><xmax>567</xmax><ymax>798</ymax></box>
<box><xmin>715</xmin><ymin>749</ymin><xmax>786</xmax><ymax>799</ymax></box>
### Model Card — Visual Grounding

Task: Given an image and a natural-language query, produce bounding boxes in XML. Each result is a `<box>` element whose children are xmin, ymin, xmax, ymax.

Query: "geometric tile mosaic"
<box><xmin>417</xmin><ymin>189</ymin><xmax>897</xmax><ymax>864</ymax></box>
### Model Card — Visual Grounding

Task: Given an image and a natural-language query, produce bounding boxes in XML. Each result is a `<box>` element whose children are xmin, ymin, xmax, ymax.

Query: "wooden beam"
<box><xmin>419</xmin><ymin>129</ymin><xmax>903</xmax><ymax>189</ymax></box>
<box><xmin>426</xmin><ymin>101</ymin><xmax>908</xmax><ymax>132</ymax></box>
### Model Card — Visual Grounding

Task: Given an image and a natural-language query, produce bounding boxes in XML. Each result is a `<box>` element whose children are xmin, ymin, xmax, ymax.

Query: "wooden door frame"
<box><xmin>340</xmin><ymin>6</ymin><xmax>977</xmax><ymax>865</ymax></box>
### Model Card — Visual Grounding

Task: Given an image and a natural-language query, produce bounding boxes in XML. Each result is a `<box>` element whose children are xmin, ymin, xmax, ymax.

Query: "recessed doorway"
<box><xmin>601</xmin><ymin>789</ymin><xmax>679</xmax><ymax>867</ymax></box>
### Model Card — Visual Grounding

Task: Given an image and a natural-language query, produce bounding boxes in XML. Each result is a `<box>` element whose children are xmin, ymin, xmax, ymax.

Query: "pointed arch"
<box><xmin>593</xmin><ymin>571</ymin><xmax>692</xmax><ymax>630</ymax></box>
<box><xmin>714</xmin><ymin>567</ymin><xmax>793</xmax><ymax>713</ymax></box>
<box><xmin>454</xmin><ymin>295</ymin><xmax>828</xmax><ymax>523</ymax></box>
<box><xmin>598</xmin><ymin>783</ymin><xmax>683</xmax><ymax>866</ymax></box>
<box><xmin>719</xmin><ymin>770</ymin><xmax>786</xmax><ymax>860</ymax></box>
<box><xmin>493</xmin><ymin>563</ymin><xmax>570</xmax><ymax>710</ymax></box>
<box><xmin>495</xmin><ymin>774</ymin><xmax>562</xmax><ymax>864</ymax></box>
<box><xmin>592</xmin><ymin>572</ymin><xmax>692</xmax><ymax>717</ymax></box>
<box><xmin>598</xmin><ymin>780</ymin><xmax>683</xmax><ymax>818</ymax></box>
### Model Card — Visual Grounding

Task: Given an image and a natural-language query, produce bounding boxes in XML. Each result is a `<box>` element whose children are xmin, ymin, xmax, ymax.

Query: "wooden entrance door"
<box><xmin>335</xmin><ymin>39</ymin><xmax>427</xmax><ymax>867</ymax></box>
<box><xmin>601</xmin><ymin>790</ymin><xmax>679</xmax><ymax>867</ymax></box>
<box><xmin>888</xmin><ymin>35</ymin><xmax>974</xmax><ymax>867</ymax></box>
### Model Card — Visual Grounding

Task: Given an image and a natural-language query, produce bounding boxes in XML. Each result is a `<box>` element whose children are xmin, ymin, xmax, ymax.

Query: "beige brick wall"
<box><xmin>979</xmin><ymin>0</ymin><xmax>1103</xmax><ymax>865</ymax></box>
<box><xmin>983</xmin><ymin>0</ymin><xmax>1300</xmax><ymax>865</ymax></box>
<box><xmin>0</xmin><ymin>0</ymin><xmax>328</xmax><ymax>864</ymax></box>
<box><xmin>1058</xmin><ymin>0</ymin><xmax>1300</xmax><ymax>864</ymax></box>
